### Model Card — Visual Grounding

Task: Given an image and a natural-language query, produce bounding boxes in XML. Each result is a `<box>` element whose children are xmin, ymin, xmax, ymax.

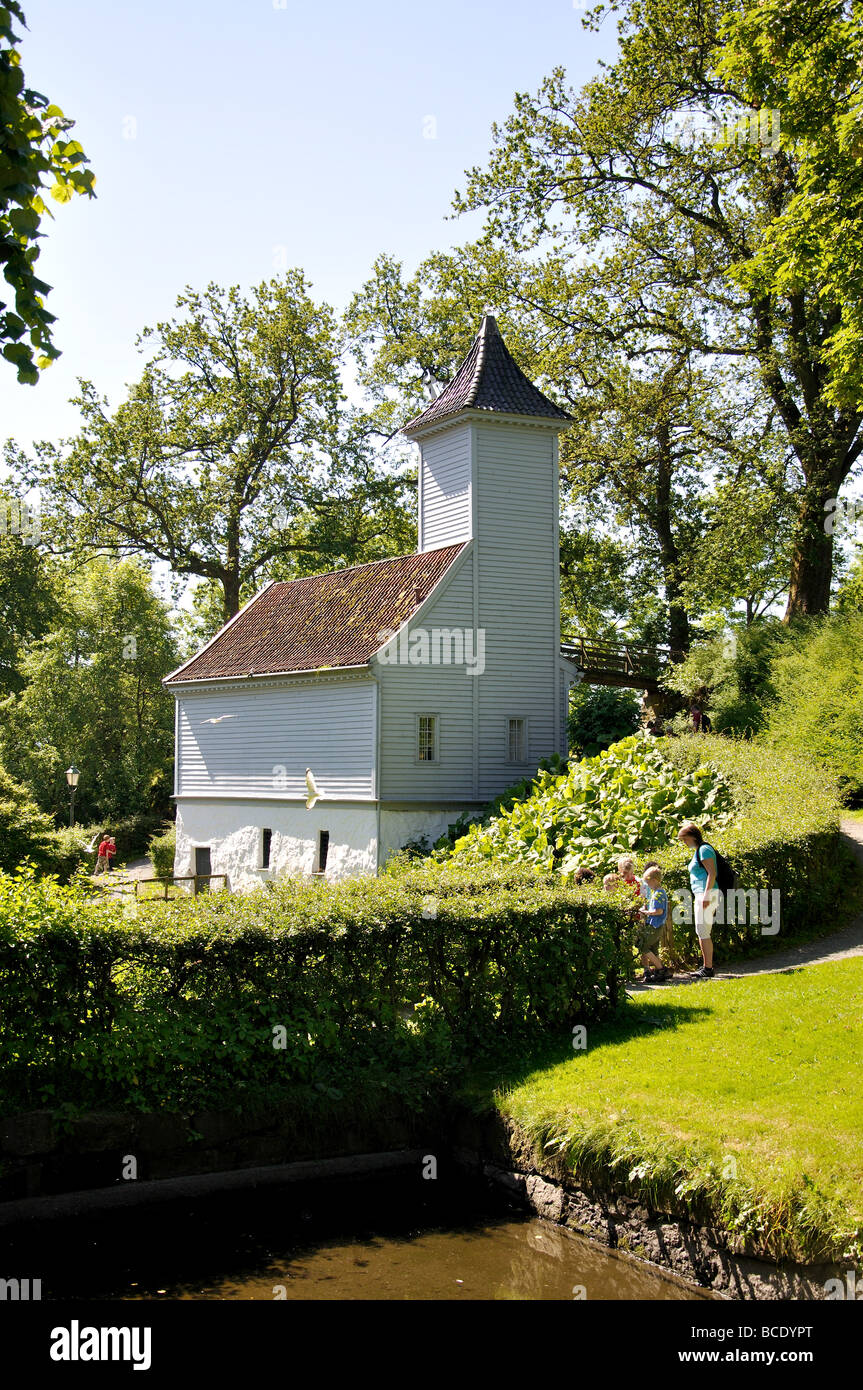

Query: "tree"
<box><xmin>0</xmin><ymin>501</ymin><xmax>59</xmax><ymax>693</ymax></box>
<box><xmin>451</xmin><ymin>0</ymin><xmax>863</xmax><ymax>618</ymax></box>
<box><xmin>567</xmin><ymin>683</ymin><xmax>641</xmax><ymax>758</ymax></box>
<box><xmin>0</xmin><ymin>3</ymin><xmax>95</xmax><ymax>382</ymax></box>
<box><xmin>716</xmin><ymin>0</ymin><xmax>863</xmax><ymax>412</ymax></box>
<box><xmin>666</xmin><ymin>620</ymin><xmax>792</xmax><ymax>736</ymax></box>
<box><xmin>0</xmin><ymin>558</ymin><xmax>179</xmax><ymax>822</ymax></box>
<box><xmin>20</xmin><ymin>276</ymin><xmax>413</xmax><ymax>621</ymax></box>
<box><xmin>0</xmin><ymin>759</ymin><xmax>58</xmax><ymax>872</ymax></box>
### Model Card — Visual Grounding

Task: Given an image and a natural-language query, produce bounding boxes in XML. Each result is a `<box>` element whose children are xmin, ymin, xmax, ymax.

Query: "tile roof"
<box><xmin>165</xmin><ymin>544</ymin><xmax>466</xmax><ymax>684</ymax></box>
<box><xmin>403</xmin><ymin>313</ymin><xmax>571</xmax><ymax>434</ymax></box>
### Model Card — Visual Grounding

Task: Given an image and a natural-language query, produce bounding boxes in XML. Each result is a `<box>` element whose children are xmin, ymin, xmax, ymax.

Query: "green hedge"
<box><xmin>0</xmin><ymin>862</ymin><xmax>630</xmax><ymax>1114</ymax></box>
<box><xmin>650</xmin><ymin>736</ymin><xmax>852</xmax><ymax>958</ymax></box>
<box><xmin>148</xmin><ymin>823</ymin><xmax>176</xmax><ymax>878</ymax></box>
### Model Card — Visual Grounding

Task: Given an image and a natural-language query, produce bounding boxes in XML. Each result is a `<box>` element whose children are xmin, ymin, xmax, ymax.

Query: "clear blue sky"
<box><xmin>1</xmin><ymin>0</ymin><xmax>620</xmax><ymax>452</ymax></box>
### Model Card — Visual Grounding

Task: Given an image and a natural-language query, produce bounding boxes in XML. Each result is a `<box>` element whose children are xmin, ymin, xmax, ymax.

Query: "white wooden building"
<box><xmin>165</xmin><ymin>314</ymin><xmax>574</xmax><ymax>886</ymax></box>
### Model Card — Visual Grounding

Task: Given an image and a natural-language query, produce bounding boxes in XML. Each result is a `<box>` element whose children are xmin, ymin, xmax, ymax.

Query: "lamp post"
<box><xmin>65</xmin><ymin>765</ymin><xmax>80</xmax><ymax>828</ymax></box>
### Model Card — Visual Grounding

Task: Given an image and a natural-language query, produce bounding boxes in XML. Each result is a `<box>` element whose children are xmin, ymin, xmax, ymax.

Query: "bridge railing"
<box><xmin>561</xmin><ymin>636</ymin><xmax>685</xmax><ymax>679</ymax></box>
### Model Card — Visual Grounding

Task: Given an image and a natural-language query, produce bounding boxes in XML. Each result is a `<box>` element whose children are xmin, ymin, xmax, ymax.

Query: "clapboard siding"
<box><xmin>377</xmin><ymin>556</ymin><xmax>476</xmax><ymax>800</ymax></box>
<box><xmin>177</xmin><ymin>681</ymin><xmax>376</xmax><ymax>798</ymax></box>
<box><xmin>475</xmin><ymin>424</ymin><xmax>559</xmax><ymax>799</ymax></box>
<box><xmin>419</xmin><ymin>424</ymin><xmax>471</xmax><ymax>551</ymax></box>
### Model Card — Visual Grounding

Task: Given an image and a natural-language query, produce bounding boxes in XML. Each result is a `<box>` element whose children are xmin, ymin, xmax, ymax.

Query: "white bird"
<box><xmin>305</xmin><ymin>767</ymin><xmax>321</xmax><ymax>810</ymax></box>
<box><xmin>201</xmin><ymin>714</ymin><xmax>237</xmax><ymax>725</ymax></box>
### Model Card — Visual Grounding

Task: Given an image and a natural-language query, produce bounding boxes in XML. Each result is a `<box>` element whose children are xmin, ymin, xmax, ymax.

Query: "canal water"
<box><xmin>14</xmin><ymin>1166</ymin><xmax>711</xmax><ymax>1301</ymax></box>
<box><xmin>119</xmin><ymin>1216</ymin><xmax>708</xmax><ymax>1301</ymax></box>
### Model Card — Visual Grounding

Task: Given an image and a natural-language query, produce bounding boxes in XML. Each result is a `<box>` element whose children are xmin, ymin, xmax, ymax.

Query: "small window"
<box><xmin>506</xmin><ymin>717</ymin><xmax>528</xmax><ymax>763</ymax></box>
<box><xmin>316</xmin><ymin>830</ymin><xmax>330</xmax><ymax>875</ymax></box>
<box><xmin>262</xmin><ymin>828</ymin><xmax>272</xmax><ymax>869</ymax></box>
<box><xmin>194</xmin><ymin>845</ymin><xmax>211</xmax><ymax>896</ymax></box>
<box><xmin>417</xmin><ymin>713</ymin><xmax>438</xmax><ymax>763</ymax></box>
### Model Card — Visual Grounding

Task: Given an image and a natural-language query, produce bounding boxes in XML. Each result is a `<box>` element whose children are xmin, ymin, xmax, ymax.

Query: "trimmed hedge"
<box><xmin>148</xmin><ymin>823</ymin><xmax>176</xmax><ymax>879</ymax></box>
<box><xmin>0</xmin><ymin>862</ymin><xmax>630</xmax><ymax>1114</ymax></box>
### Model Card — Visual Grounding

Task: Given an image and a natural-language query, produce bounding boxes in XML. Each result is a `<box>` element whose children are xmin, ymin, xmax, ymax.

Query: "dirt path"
<box><xmin>92</xmin><ymin>855</ymin><xmax>153</xmax><ymax>896</ymax></box>
<box><xmin>635</xmin><ymin>818</ymin><xmax>863</xmax><ymax>990</ymax></box>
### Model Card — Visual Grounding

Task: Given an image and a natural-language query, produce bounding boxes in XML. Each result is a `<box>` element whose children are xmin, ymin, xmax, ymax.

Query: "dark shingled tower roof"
<box><xmin>402</xmin><ymin>313</ymin><xmax>571</xmax><ymax>434</ymax></box>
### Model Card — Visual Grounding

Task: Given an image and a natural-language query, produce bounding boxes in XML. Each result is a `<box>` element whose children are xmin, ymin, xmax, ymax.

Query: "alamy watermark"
<box><xmin>0</xmin><ymin>1276</ymin><xmax>41</xmax><ymax>1300</ymax></box>
<box><xmin>666</xmin><ymin>106</ymin><xmax>781</xmax><ymax>155</ymax></box>
<box><xmin>376</xmin><ymin>626</ymin><xmax>486</xmax><ymax>676</ymax></box>
<box><xmin>824</xmin><ymin>496</ymin><xmax>862</xmax><ymax>537</ymax></box>
<box><xmin>672</xmin><ymin>887</ymin><xmax>780</xmax><ymax>935</ymax></box>
<box><xmin>0</xmin><ymin>495</ymin><xmax>41</xmax><ymax>545</ymax></box>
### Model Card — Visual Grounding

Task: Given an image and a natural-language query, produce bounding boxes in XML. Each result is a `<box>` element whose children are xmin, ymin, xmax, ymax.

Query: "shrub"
<box><xmin>656</xmin><ymin>735</ymin><xmax>850</xmax><ymax>956</ymax></box>
<box><xmin>51</xmin><ymin>824</ymin><xmax>100</xmax><ymax>879</ymax></box>
<box><xmin>567</xmin><ymin>683</ymin><xmax>641</xmax><ymax>758</ymax></box>
<box><xmin>148</xmin><ymin>823</ymin><xmax>176</xmax><ymax>879</ymax></box>
<box><xmin>762</xmin><ymin>613</ymin><xmax>863</xmax><ymax>804</ymax></box>
<box><xmin>430</xmin><ymin>752</ymin><xmax>569</xmax><ymax>853</ymax></box>
<box><xmin>0</xmin><ymin>862</ymin><xmax>632</xmax><ymax>1114</ymax></box>
<box><xmin>442</xmin><ymin>735</ymin><xmax>734</xmax><ymax>875</ymax></box>
<box><xmin>0</xmin><ymin>763</ymin><xmax>59</xmax><ymax>873</ymax></box>
<box><xmin>665</xmin><ymin>621</ymin><xmax>791</xmax><ymax>736</ymax></box>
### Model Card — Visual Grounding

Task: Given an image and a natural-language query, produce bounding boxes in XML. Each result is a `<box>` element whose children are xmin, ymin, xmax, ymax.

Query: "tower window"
<box><xmin>316</xmin><ymin>830</ymin><xmax>330</xmax><ymax>875</ymax></box>
<box><xmin>262</xmin><ymin>828</ymin><xmax>272</xmax><ymax>869</ymax></box>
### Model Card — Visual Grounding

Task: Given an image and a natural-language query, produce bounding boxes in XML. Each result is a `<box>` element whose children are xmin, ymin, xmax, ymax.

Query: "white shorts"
<box><xmin>694</xmin><ymin>889</ymin><xmax>720</xmax><ymax>939</ymax></box>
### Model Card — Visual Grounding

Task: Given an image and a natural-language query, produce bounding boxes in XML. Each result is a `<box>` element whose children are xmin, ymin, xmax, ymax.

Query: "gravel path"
<box><xmin>634</xmin><ymin>818</ymin><xmax>863</xmax><ymax>990</ymax></box>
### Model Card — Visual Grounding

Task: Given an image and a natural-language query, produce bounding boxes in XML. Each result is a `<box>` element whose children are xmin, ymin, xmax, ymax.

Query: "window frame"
<box><xmin>504</xmin><ymin>715</ymin><xmax>529</xmax><ymax>765</ymax></box>
<box><xmin>414</xmin><ymin>711</ymin><xmax>441</xmax><ymax>765</ymax></box>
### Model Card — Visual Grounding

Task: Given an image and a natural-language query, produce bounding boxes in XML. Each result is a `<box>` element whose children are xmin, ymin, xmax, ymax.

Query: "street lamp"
<box><xmin>65</xmin><ymin>765</ymin><xmax>80</xmax><ymax>827</ymax></box>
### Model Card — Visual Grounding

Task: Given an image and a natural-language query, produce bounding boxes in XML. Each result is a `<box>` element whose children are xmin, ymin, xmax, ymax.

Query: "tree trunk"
<box><xmin>222</xmin><ymin>510</ymin><xmax>242</xmax><ymax>621</ymax></box>
<box><xmin>654</xmin><ymin>423</ymin><xmax>691</xmax><ymax>655</ymax></box>
<box><xmin>783</xmin><ymin>474</ymin><xmax>839</xmax><ymax>620</ymax></box>
<box><xmin>221</xmin><ymin>570</ymin><xmax>241</xmax><ymax>623</ymax></box>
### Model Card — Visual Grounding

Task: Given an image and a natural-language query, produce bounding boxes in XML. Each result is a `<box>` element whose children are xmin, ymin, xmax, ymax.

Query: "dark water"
<box><xmin>11</xmin><ymin>1167</ymin><xmax>711</xmax><ymax>1302</ymax></box>
<box><xmin>120</xmin><ymin>1217</ymin><xmax>709</xmax><ymax>1302</ymax></box>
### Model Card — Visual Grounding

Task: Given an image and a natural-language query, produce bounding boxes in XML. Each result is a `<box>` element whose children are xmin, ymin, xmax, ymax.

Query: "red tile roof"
<box><xmin>403</xmin><ymin>314</ymin><xmax>571</xmax><ymax>434</ymax></box>
<box><xmin>165</xmin><ymin>544</ymin><xmax>466</xmax><ymax>684</ymax></box>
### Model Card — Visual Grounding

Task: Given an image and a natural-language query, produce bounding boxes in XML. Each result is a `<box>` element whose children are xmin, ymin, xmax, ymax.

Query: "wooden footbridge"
<box><xmin>561</xmin><ymin>635</ymin><xmax>683</xmax><ymax>690</ymax></box>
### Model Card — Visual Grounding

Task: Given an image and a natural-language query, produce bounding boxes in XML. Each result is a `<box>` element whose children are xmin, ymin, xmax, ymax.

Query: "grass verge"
<box><xmin>468</xmin><ymin>959</ymin><xmax>863</xmax><ymax>1266</ymax></box>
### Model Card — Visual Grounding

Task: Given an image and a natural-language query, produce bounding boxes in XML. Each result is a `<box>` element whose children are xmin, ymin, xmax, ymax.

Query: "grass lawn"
<box><xmin>476</xmin><ymin>959</ymin><xmax>863</xmax><ymax>1264</ymax></box>
<box><xmin>845</xmin><ymin>809</ymin><xmax>863</xmax><ymax>823</ymax></box>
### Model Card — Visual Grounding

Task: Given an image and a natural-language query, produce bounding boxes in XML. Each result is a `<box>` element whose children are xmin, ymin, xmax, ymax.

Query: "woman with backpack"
<box><xmin>677</xmin><ymin>821</ymin><xmax>721</xmax><ymax>979</ymax></box>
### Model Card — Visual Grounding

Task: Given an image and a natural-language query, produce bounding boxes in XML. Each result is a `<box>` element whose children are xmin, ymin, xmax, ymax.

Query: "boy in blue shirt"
<box><xmin>636</xmin><ymin>865</ymin><xmax>671</xmax><ymax>982</ymax></box>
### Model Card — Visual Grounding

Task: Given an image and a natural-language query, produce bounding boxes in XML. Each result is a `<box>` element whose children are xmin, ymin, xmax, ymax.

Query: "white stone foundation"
<box><xmin>174</xmin><ymin>800</ymin><xmax>378</xmax><ymax>891</ymax></box>
<box><xmin>173</xmin><ymin>801</ymin><xmax>475</xmax><ymax>890</ymax></box>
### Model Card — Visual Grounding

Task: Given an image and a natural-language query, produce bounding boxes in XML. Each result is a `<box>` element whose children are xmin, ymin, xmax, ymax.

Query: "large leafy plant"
<box><xmin>445</xmin><ymin>735</ymin><xmax>733</xmax><ymax>875</ymax></box>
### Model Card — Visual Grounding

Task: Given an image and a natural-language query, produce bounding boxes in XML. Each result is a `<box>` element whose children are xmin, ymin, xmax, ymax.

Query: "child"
<box><xmin>640</xmin><ymin>860</ymin><xmax>660</xmax><ymax>895</ymax></box>
<box><xmin>602</xmin><ymin>871</ymin><xmax>621</xmax><ymax>892</ymax></box>
<box><xmin>94</xmin><ymin>835</ymin><xmax>110</xmax><ymax>876</ymax></box>
<box><xmin>617</xmin><ymin>855</ymin><xmax>643</xmax><ymax>899</ymax></box>
<box><xmin>636</xmin><ymin>865</ymin><xmax>671</xmax><ymax>982</ymax></box>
